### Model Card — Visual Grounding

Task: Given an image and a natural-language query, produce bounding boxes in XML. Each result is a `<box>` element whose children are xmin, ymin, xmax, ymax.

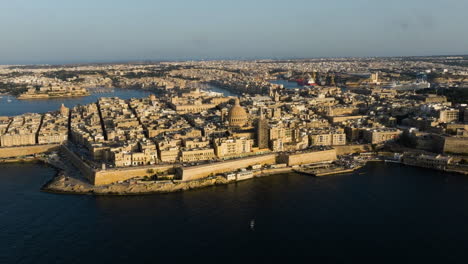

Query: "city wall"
<box><xmin>443</xmin><ymin>137</ymin><xmax>468</xmax><ymax>155</ymax></box>
<box><xmin>61</xmin><ymin>144</ymin><xmax>175</xmax><ymax>185</ymax></box>
<box><xmin>278</xmin><ymin>149</ymin><xmax>337</xmax><ymax>166</ymax></box>
<box><xmin>333</xmin><ymin>144</ymin><xmax>371</xmax><ymax>155</ymax></box>
<box><xmin>177</xmin><ymin>154</ymin><xmax>277</xmax><ymax>181</ymax></box>
<box><xmin>93</xmin><ymin>164</ymin><xmax>174</xmax><ymax>186</ymax></box>
<box><xmin>0</xmin><ymin>144</ymin><xmax>60</xmax><ymax>158</ymax></box>
<box><xmin>61</xmin><ymin>144</ymin><xmax>95</xmax><ymax>180</ymax></box>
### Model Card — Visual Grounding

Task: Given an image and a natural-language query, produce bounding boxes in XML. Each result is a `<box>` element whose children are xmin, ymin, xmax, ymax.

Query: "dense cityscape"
<box><xmin>0</xmin><ymin>56</ymin><xmax>466</xmax><ymax>193</ymax></box>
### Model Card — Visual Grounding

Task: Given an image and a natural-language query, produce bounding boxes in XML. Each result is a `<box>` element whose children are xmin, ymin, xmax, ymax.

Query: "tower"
<box><xmin>274</xmin><ymin>90</ymin><xmax>280</xmax><ymax>102</ymax></box>
<box><xmin>256</xmin><ymin>109</ymin><xmax>269</xmax><ymax>149</ymax></box>
<box><xmin>59</xmin><ymin>103</ymin><xmax>69</xmax><ymax>116</ymax></box>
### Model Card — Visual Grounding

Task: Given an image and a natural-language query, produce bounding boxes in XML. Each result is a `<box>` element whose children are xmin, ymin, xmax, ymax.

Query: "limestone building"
<box><xmin>228</xmin><ymin>98</ymin><xmax>248</xmax><ymax>127</ymax></box>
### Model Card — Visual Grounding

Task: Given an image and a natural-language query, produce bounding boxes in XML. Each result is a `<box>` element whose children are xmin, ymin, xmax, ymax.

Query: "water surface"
<box><xmin>1</xmin><ymin>162</ymin><xmax>468</xmax><ymax>262</ymax></box>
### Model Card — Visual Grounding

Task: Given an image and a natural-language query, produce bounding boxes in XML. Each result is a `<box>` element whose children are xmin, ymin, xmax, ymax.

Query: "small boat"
<box><xmin>250</xmin><ymin>219</ymin><xmax>255</xmax><ymax>230</ymax></box>
<box><xmin>385</xmin><ymin>160</ymin><xmax>401</xmax><ymax>164</ymax></box>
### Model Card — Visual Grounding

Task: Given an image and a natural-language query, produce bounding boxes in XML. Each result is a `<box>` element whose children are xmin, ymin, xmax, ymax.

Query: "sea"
<box><xmin>1</xmin><ymin>87</ymin><xmax>468</xmax><ymax>262</ymax></box>
<box><xmin>1</xmin><ymin>162</ymin><xmax>468</xmax><ymax>262</ymax></box>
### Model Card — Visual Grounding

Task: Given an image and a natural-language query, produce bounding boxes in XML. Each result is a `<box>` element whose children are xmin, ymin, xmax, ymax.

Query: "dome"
<box><xmin>228</xmin><ymin>98</ymin><xmax>248</xmax><ymax>127</ymax></box>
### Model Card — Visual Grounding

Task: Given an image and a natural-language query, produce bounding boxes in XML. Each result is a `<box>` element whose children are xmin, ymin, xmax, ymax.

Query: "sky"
<box><xmin>0</xmin><ymin>0</ymin><xmax>467</xmax><ymax>64</ymax></box>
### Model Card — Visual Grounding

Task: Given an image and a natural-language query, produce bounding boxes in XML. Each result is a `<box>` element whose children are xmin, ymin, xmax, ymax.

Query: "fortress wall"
<box><xmin>60</xmin><ymin>144</ymin><xmax>95</xmax><ymax>182</ymax></box>
<box><xmin>177</xmin><ymin>154</ymin><xmax>277</xmax><ymax>181</ymax></box>
<box><xmin>278</xmin><ymin>149</ymin><xmax>337</xmax><ymax>166</ymax></box>
<box><xmin>0</xmin><ymin>144</ymin><xmax>60</xmax><ymax>158</ymax></box>
<box><xmin>333</xmin><ymin>144</ymin><xmax>371</xmax><ymax>155</ymax></box>
<box><xmin>443</xmin><ymin>137</ymin><xmax>468</xmax><ymax>155</ymax></box>
<box><xmin>94</xmin><ymin>165</ymin><xmax>174</xmax><ymax>186</ymax></box>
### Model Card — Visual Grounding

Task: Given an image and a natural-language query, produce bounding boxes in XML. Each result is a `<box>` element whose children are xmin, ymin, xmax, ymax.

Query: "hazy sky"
<box><xmin>1</xmin><ymin>0</ymin><xmax>467</xmax><ymax>64</ymax></box>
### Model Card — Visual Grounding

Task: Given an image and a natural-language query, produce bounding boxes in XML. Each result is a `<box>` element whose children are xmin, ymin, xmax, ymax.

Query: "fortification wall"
<box><xmin>60</xmin><ymin>145</ymin><xmax>95</xmax><ymax>181</ymax></box>
<box><xmin>278</xmin><ymin>149</ymin><xmax>337</xmax><ymax>166</ymax></box>
<box><xmin>443</xmin><ymin>137</ymin><xmax>468</xmax><ymax>155</ymax></box>
<box><xmin>333</xmin><ymin>144</ymin><xmax>371</xmax><ymax>155</ymax></box>
<box><xmin>94</xmin><ymin>165</ymin><xmax>174</xmax><ymax>185</ymax></box>
<box><xmin>0</xmin><ymin>144</ymin><xmax>60</xmax><ymax>158</ymax></box>
<box><xmin>177</xmin><ymin>154</ymin><xmax>277</xmax><ymax>181</ymax></box>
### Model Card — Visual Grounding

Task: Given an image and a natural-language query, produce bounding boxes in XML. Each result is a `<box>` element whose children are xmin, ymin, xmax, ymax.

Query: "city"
<box><xmin>0</xmin><ymin>57</ymin><xmax>466</xmax><ymax>193</ymax></box>
<box><xmin>2</xmin><ymin>0</ymin><xmax>468</xmax><ymax>261</ymax></box>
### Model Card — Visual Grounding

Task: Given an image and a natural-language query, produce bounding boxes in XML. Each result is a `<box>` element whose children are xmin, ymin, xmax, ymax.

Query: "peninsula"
<box><xmin>0</xmin><ymin>57</ymin><xmax>466</xmax><ymax>195</ymax></box>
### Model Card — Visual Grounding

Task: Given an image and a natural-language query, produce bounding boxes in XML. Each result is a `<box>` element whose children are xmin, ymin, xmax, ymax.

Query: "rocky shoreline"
<box><xmin>41</xmin><ymin>170</ymin><xmax>232</xmax><ymax>195</ymax></box>
<box><xmin>40</xmin><ymin>166</ymin><xmax>296</xmax><ymax>195</ymax></box>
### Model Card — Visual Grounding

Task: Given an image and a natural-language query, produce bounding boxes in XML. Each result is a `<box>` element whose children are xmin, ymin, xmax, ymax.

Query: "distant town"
<box><xmin>0</xmin><ymin>56</ymin><xmax>467</xmax><ymax>194</ymax></box>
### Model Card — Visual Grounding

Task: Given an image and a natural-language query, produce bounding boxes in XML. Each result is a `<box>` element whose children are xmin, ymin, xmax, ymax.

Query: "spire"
<box><xmin>60</xmin><ymin>103</ymin><xmax>69</xmax><ymax>116</ymax></box>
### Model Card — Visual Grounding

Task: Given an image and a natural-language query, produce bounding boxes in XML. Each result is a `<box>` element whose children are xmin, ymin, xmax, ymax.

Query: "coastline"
<box><xmin>40</xmin><ymin>158</ymin><xmax>468</xmax><ymax>196</ymax></box>
<box><xmin>1</xmin><ymin>145</ymin><xmax>465</xmax><ymax>196</ymax></box>
<box><xmin>40</xmin><ymin>167</ymin><xmax>295</xmax><ymax>196</ymax></box>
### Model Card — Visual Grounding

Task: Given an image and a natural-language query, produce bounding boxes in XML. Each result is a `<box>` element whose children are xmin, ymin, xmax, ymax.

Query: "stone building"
<box><xmin>363</xmin><ymin>128</ymin><xmax>402</xmax><ymax>144</ymax></box>
<box><xmin>227</xmin><ymin>98</ymin><xmax>248</xmax><ymax>127</ymax></box>
<box><xmin>213</xmin><ymin>137</ymin><xmax>253</xmax><ymax>159</ymax></box>
<box><xmin>255</xmin><ymin>110</ymin><xmax>269</xmax><ymax>149</ymax></box>
<box><xmin>439</xmin><ymin>109</ymin><xmax>459</xmax><ymax>123</ymax></box>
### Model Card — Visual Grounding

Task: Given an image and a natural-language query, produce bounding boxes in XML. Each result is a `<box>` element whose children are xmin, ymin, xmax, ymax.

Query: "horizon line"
<box><xmin>1</xmin><ymin>53</ymin><xmax>467</xmax><ymax>67</ymax></box>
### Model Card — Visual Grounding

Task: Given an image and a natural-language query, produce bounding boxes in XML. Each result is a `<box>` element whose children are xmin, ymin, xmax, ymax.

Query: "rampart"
<box><xmin>93</xmin><ymin>164</ymin><xmax>174</xmax><ymax>185</ymax></box>
<box><xmin>60</xmin><ymin>144</ymin><xmax>95</xmax><ymax>180</ymax></box>
<box><xmin>333</xmin><ymin>144</ymin><xmax>371</xmax><ymax>155</ymax></box>
<box><xmin>0</xmin><ymin>144</ymin><xmax>60</xmax><ymax>158</ymax></box>
<box><xmin>278</xmin><ymin>149</ymin><xmax>337</xmax><ymax>166</ymax></box>
<box><xmin>176</xmin><ymin>154</ymin><xmax>277</xmax><ymax>181</ymax></box>
<box><xmin>443</xmin><ymin>137</ymin><xmax>468</xmax><ymax>155</ymax></box>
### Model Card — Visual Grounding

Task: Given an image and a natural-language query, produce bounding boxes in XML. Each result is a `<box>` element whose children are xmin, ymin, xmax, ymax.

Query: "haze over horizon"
<box><xmin>1</xmin><ymin>0</ymin><xmax>467</xmax><ymax>65</ymax></box>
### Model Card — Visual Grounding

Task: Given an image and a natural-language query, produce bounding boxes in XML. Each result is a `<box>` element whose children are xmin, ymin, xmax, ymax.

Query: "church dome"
<box><xmin>228</xmin><ymin>98</ymin><xmax>248</xmax><ymax>127</ymax></box>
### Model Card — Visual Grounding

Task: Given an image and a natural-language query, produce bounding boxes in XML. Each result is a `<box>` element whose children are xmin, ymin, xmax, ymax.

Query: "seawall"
<box><xmin>94</xmin><ymin>165</ymin><xmax>174</xmax><ymax>185</ymax></box>
<box><xmin>278</xmin><ymin>149</ymin><xmax>337</xmax><ymax>166</ymax></box>
<box><xmin>176</xmin><ymin>154</ymin><xmax>277</xmax><ymax>181</ymax></box>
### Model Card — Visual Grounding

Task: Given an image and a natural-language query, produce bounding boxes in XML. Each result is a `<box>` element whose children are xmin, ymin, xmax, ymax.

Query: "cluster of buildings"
<box><xmin>0</xmin><ymin>105</ymin><xmax>69</xmax><ymax>147</ymax></box>
<box><xmin>17</xmin><ymin>85</ymin><xmax>89</xmax><ymax>99</ymax></box>
<box><xmin>0</xmin><ymin>57</ymin><xmax>467</xmax><ymax>184</ymax></box>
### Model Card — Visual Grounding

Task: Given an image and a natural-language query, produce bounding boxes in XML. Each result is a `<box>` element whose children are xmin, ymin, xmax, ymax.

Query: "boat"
<box><xmin>384</xmin><ymin>160</ymin><xmax>401</xmax><ymax>164</ymax></box>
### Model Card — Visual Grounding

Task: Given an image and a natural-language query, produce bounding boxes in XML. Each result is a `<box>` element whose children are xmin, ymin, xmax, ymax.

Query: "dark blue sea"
<box><xmin>1</xmin><ymin>162</ymin><xmax>468</xmax><ymax>263</ymax></box>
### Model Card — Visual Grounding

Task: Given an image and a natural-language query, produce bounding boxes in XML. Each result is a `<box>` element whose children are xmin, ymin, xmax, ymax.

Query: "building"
<box><xmin>309</xmin><ymin>130</ymin><xmax>346</xmax><ymax>146</ymax></box>
<box><xmin>363</xmin><ymin>128</ymin><xmax>402</xmax><ymax>144</ymax></box>
<box><xmin>213</xmin><ymin>137</ymin><xmax>253</xmax><ymax>158</ymax></box>
<box><xmin>227</xmin><ymin>98</ymin><xmax>248</xmax><ymax>127</ymax></box>
<box><xmin>180</xmin><ymin>148</ymin><xmax>216</xmax><ymax>163</ymax></box>
<box><xmin>439</xmin><ymin>109</ymin><xmax>459</xmax><ymax>123</ymax></box>
<box><xmin>255</xmin><ymin>110</ymin><xmax>269</xmax><ymax>149</ymax></box>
